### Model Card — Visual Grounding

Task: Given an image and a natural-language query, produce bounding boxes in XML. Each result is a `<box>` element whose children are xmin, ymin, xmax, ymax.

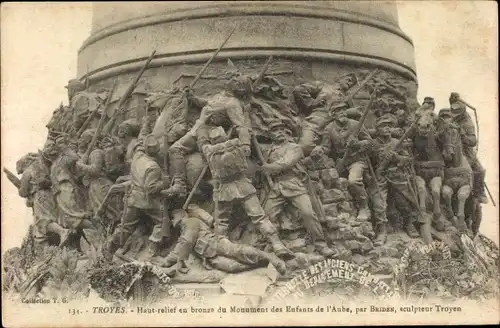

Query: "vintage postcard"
<box><xmin>1</xmin><ymin>1</ymin><xmax>498</xmax><ymax>326</ymax></box>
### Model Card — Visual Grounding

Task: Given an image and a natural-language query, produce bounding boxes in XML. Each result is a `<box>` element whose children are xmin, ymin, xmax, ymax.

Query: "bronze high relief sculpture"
<box><xmin>2</xmin><ymin>2</ymin><xmax>497</xmax><ymax>306</ymax></box>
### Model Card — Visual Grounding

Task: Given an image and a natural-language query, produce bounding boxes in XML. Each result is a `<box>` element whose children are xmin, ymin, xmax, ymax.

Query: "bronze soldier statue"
<box><xmin>367</xmin><ymin>114</ymin><xmax>424</xmax><ymax>245</ymax></box>
<box><xmin>160</xmin><ymin>208</ymin><xmax>287</xmax><ymax>275</ymax></box>
<box><xmin>47</xmin><ymin>135</ymin><xmax>95</xmax><ymax>232</ymax></box>
<box><xmin>261</xmin><ymin>122</ymin><xmax>338</xmax><ymax>257</ymax></box>
<box><xmin>18</xmin><ymin>148</ymin><xmax>71</xmax><ymax>246</ymax></box>
<box><xmin>314</xmin><ymin>107</ymin><xmax>372</xmax><ymax>222</ymax></box>
<box><xmin>293</xmin><ymin>74</ymin><xmax>357</xmax><ymax>155</ymax></box>
<box><xmin>117</xmin><ymin>118</ymin><xmax>140</xmax><ymax>166</ymax></box>
<box><xmin>449</xmin><ymin>92</ymin><xmax>487</xmax><ymax>204</ymax></box>
<box><xmin>103</xmin><ymin>114</ymin><xmax>172</xmax><ymax>261</ymax></box>
<box><xmin>76</xmin><ymin>132</ymin><xmax>122</xmax><ymax>222</ymax></box>
<box><xmin>199</xmin><ymin>126</ymin><xmax>293</xmax><ymax>259</ymax></box>
<box><xmin>164</xmin><ymin>74</ymin><xmax>253</xmax><ymax>197</ymax></box>
<box><xmin>64</xmin><ymin>79</ymin><xmax>106</xmax><ymax>137</ymax></box>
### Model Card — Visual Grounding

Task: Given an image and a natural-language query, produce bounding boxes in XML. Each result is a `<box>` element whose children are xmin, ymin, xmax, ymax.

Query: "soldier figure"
<box><xmin>76</xmin><ymin>132</ymin><xmax>121</xmax><ymax>222</ymax></box>
<box><xmin>313</xmin><ymin>107</ymin><xmax>372</xmax><ymax>222</ymax></box>
<box><xmin>103</xmin><ymin>114</ymin><xmax>172</xmax><ymax>261</ymax></box>
<box><xmin>164</xmin><ymin>74</ymin><xmax>253</xmax><ymax>196</ymax></box>
<box><xmin>117</xmin><ymin>118</ymin><xmax>140</xmax><ymax>166</ymax></box>
<box><xmin>47</xmin><ymin>135</ymin><xmax>95</xmax><ymax>232</ymax></box>
<box><xmin>100</xmin><ymin>135</ymin><xmax>128</xmax><ymax>182</ymax></box>
<box><xmin>160</xmin><ymin>208</ymin><xmax>287</xmax><ymax>275</ymax></box>
<box><xmin>18</xmin><ymin>148</ymin><xmax>71</xmax><ymax>246</ymax></box>
<box><xmin>261</xmin><ymin>122</ymin><xmax>338</xmax><ymax>257</ymax></box>
<box><xmin>199</xmin><ymin>126</ymin><xmax>293</xmax><ymax>259</ymax></box>
<box><xmin>367</xmin><ymin>114</ymin><xmax>423</xmax><ymax>245</ymax></box>
<box><xmin>64</xmin><ymin>79</ymin><xmax>89</xmax><ymax>135</ymax></box>
<box><xmin>448</xmin><ymin>92</ymin><xmax>487</xmax><ymax>203</ymax></box>
<box><xmin>293</xmin><ymin>74</ymin><xmax>357</xmax><ymax>155</ymax></box>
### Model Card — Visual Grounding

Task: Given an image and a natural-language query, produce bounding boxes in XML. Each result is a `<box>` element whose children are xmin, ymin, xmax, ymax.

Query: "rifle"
<box><xmin>318</xmin><ymin>69</ymin><xmax>379</xmax><ymax>131</ymax></box>
<box><xmin>162</xmin><ymin>111</ymin><xmax>171</xmax><ymax>238</ymax></box>
<box><xmin>456</xmin><ymin>97</ymin><xmax>496</xmax><ymax>206</ymax></box>
<box><xmin>336</xmin><ymin>89</ymin><xmax>377</xmax><ymax>173</ymax></box>
<box><xmin>76</xmin><ymin>97</ymin><xmax>106</xmax><ymax>138</ymax></box>
<box><xmin>103</xmin><ymin>50</ymin><xmax>157</xmax><ymax>134</ymax></box>
<box><xmin>95</xmin><ymin>180</ymin><xmax>131</xmax><ymax>220</ymax></box>
<box><xmin>182</xmin><ymin>127</ymin><xmax>235</xmax><ymax>210</ymax></box>
<box><xmin>327</xmin><ymin>69</ymin><xmax>379</xmax><ymax>114</ymax></box>
<box><xmin>3</xmin><ymin>167</ymin><xmax>20</xmax><ymax>189</ymax></box>
<box><xmin>374</xmin><ymin>115</ymin><xmax>420</xmax><ymax>179</ymax></box>
<box><xmin>82</xmin><ymin>80</ymin><xmax>118</xmax><ymax>164</ymax></box>
<box><xmin>173</xmin><ymin>26</ymin><xmax>238</xmax><ymax>209</ymax></box>
<box><xmin>296</xmin><ymin>162</ymin><xmax>326</xmax><ymax>222</ymax></box>
<box><xmin>249</xmin><ymin>56</ymin><xmax>275</xmax><ymax>189</ymax></box>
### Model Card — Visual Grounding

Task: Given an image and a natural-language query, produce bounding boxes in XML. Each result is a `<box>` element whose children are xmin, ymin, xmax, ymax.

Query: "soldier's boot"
<box><xmin>259</xmin><ymin>220</ymin><xmax>295</xmax><ymax>260</ymax></box>
<box><xmin>314</xmin><ymin>241</ymin><xmax>339</xmax><ymax>258</ymax></box>
<box><xmin>146</xmin><ymin>241</ymin><xmax>161</xmax><ymax>259</ymax></box>
<box><xmin>265</xmin><ymin>253</ymin><xmax>287</xmax><ymax>275</ymax></box>
<box><xmin>154</xmin><ymin>251</ymin><xmax>178</xmax><ymax>268</ymax></box>
<box><xmin>163</xmin><ymin>151</ymin><xmax>187</xmax><ymax>197</ymax></box>
<box><xmin>405</xmin><ymin>221</ymin><xmax>420</xmax><ymax>238</ymax></box>
<box><xmin>473</xmin><ymin>171</ymin><xmax>488</xmax><ymax>204</ymax></box>
<box><xmin>176</xmin><ymin>241</ymin><xmax>191</xmax><ymax>274</ymax></box>
<box><xmin>349</xmin><ymin>184</ymin><xmax>371</xmax><ymax>222</ymax></box>
<box><xmin>103</xmin><ymin>239</ymin><xmax>121</xmax><ymax>262</ymax></box>
<box><xmin>47</xmin><ymin>222</ymin><xmax>72</xmax><ymax>247</ymax></box>
<box><xmin>374</xmin><ymin>223</ymin><xmax>388</xmax><ymax>247</ymax></box>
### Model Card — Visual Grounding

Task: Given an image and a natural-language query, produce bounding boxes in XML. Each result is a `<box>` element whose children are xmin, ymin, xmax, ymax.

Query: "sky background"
<box><xmin>1</xmin><ymin>2</ymin><xmax>498</xmax><ymax>251</ymax></box>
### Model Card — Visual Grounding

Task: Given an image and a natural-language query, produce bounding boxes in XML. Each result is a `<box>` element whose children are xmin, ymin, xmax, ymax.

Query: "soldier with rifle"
<box><xmin>198</xmin><ymin>126</ymin><xmax>293</xmax><ymax>259</ymax></box>
<box><xmin>449</xmin><ymin>92</ymin><xmax>488</xmax><ymax>204</ymax></box>
<box><xmin>164</xmin><ymin>73</ymin><xmax>253</xmax><ymax>197</ymax></box>
<box><xmin>261</xmin><ymin>121</ymin><xmax>338</xmax><ymax>258</ymax></box>
<box><xmin>367</xmin><ymin>114</ymin><xmax>431</xmax><ymax>245</ymax></box>
<box><xmin>293</xmin><ymin>73</ymin><xmax>358</xmax><ymax>156</ymax></box>
<box><xmin>102</xmin><ymin>113</ymin><xmax>173</xmax><ymax>261</ymax></box>
<box><xmin>313</xmin><ymin>103</ymin><xmax>373</xmax><ymax>223</ymax></box>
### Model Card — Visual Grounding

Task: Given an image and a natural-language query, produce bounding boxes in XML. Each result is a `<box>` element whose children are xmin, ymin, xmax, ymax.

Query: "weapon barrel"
<box><xmin>83</xmin><ymin>80</ymin><xmax>118</xmax><ymax>162</ymax></box>
<box><xmin>103</xmin><ymin>50</ymin><xmax>157</xmax><ymax>134</ymax></box>
<box><xmin>336</xmin><ymin>89</ymin><xmax>376</xmax><ymax>173</ymax></box>
<box><xmin>3</xmin><ymin>167</ymin><xmax>21</xmax><ymax>189</ymax></box>
<box><xmin>189</xmin><ymin>25</ymin><xmax>238</xmax><ymax>89</ymax></box>
<box><xmin>344</xmin><ymin>69</ymin><xmax>379</xmax><ymax>103</ymax></box>
<box><xmin>252</xmin><ymin>135</ymin><xmax>274</xmax><ymax>188</ymax></box>
<box><xmin>375</xmin><ymin>115</ymin><xmax>420</xmax><ymax>176</ymax></box>
<box><xmin>182</xmin><ymin>165</ymin><xmax>208</xmax><ymax>210</ymax></box>
<box><xmin>118</xmin><ymin>50</ymin><xmax>156</xmax><ymax>110</ymax></box>
<box><xmin>252</xmin><ymin>56</ymin><xmax>273</xmax><ymax>90</ymax></box>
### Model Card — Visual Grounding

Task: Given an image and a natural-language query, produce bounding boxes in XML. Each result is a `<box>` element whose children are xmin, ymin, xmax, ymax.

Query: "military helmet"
<box><xmin>376</xmin><ymin>113</ymin><xmax>397</xmax><ymax>128</ymax></box>
<box><xmin>16</xmin><ymin>152</ymin><xmax>38</xmax><ymax>174</ymax></box>
<box><xmin>423</xmin><ymin>97</ymin><xmax>435</xmax><ymax>105</ymax></box>
<box><xmin>80</xmin><ymin>129</ymin><xmax>96</xmax><ymax>144</ymax></box>
<box><xmin>449</xmin><ymin>92</ymin><xmax>460</xmax><ymax>104</ymax></box>
<box><xmin>438</xmin><ymin>108</ymin><xmax>452</xmax><ymax>118</ymax></box>
<box><xmin>118</xmin><ymin>118</ymin><xmax>140</xmax><ymax>136</ymax></box>
<box><xmin>268</xmin><ymin>121</ymin><xmax>292</xmax><ymax>135</ymax></box>
<box><xmin>338</xmin><ymin>72</ymin><xmax>358</xmax><ymax>86</ymax></box>
<box><xmin>65</xmin><ymin>79</ymin><xmax>86</xmax><ymax>92</ymax></box>
<box><xmin>225</xmin><ymin>75</ymin><xmax>253</xmax><ymax>94</ymax></box>
<box><xmin>172</xmin><ymin>209</ymin><xmax>187</xmax><ymax>227</ymax></box>
<box><xmin>341</xmin><ymin>106</ymin><xmax>363</xmax><ymax>120</ymax></box>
